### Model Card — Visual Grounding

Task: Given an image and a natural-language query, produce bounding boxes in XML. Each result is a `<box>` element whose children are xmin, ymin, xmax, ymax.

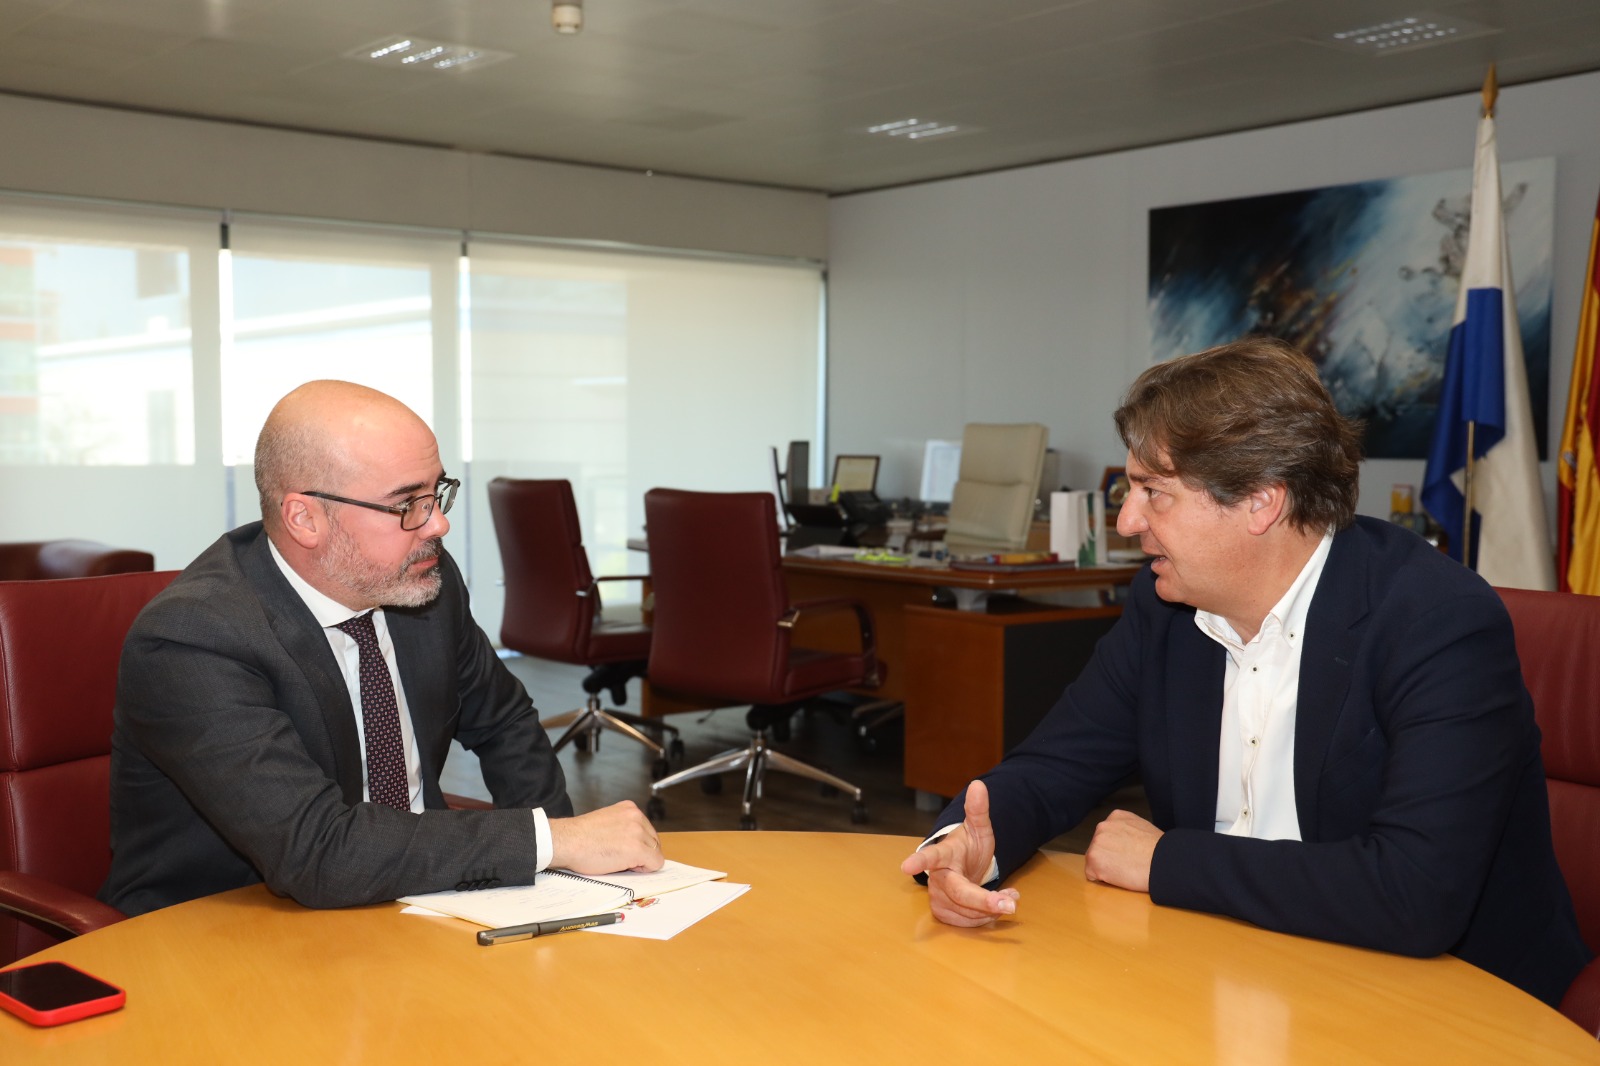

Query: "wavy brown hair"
<box><xmin>1113</xmin><ymin>336</ymin><xmax>1362</xmax><ymax>533</ymax></box>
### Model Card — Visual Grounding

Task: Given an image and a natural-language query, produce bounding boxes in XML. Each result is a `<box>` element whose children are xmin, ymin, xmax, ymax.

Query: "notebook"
<box><xmin>399</xmin><ymin>860</ymin><xmax>725</xmax><ymax>928</ymax></box>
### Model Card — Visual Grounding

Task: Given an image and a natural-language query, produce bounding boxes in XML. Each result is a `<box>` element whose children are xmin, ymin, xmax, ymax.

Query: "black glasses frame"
<box><xmin>301</xmin><ymin>477</ymin><xmax>460</xmax><ymax>531</ymax></box>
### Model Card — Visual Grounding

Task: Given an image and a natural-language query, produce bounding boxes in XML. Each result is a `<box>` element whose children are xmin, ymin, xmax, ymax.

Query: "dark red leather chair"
<box><xmin>0</xmin><ymin>540</ymin><xmax>154</xmax><ymax>580</ymax></box>
<box><xmin>643</xmin><ymin>488</ymin><xmax>879</xmax><ymax>829</ymax></box>
<box><xmin>488</xmin><ymin>478</ymin><xmax>679</xmax><ymax>778</ymax></box>
<box><xmin>0</xmin><ymin>570</ymin><xmax>176</xmax><ymax>965</ymax></box>
<box><xmin>1498</xmin><ymin>586</ymin><xmax>1600</xmax><ymax>1037</ymax></box>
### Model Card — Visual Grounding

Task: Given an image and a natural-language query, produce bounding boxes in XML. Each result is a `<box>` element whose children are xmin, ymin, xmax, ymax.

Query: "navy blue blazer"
<box><xmin>934</xmin><ymin>517</ymin><xmax>1589</xmax><ymax>1008</ymax></box>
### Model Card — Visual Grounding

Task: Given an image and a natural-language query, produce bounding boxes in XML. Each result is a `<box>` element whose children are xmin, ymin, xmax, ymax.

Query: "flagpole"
<box><xmin>1460</xmin><ymin>67</ymin><xmax>1497</xmax><ymax>571</ymax></box>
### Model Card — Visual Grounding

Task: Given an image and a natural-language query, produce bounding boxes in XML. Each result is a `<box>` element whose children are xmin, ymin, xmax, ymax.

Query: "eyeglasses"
<box><xmin>301</xmin><ymin>477</ymin><xmax>460</xmax><ymax>531</ymax></box>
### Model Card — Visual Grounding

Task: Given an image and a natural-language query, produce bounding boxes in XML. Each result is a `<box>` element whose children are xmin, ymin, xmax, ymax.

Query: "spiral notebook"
<box><xmin>399</xmin><ymin>860</ymin><xmax>725</xmax><ymax>928</ymax></box>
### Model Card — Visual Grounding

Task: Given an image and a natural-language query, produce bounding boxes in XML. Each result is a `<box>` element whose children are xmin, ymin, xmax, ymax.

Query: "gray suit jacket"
<box><xmin>100</xmin><ymin>523</ymin><xmax>573</xmax><ymax>917</ymax></box>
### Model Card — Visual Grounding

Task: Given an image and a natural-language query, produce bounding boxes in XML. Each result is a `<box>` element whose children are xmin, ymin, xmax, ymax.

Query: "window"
<box><xmin>0</xmin><ymin>195</ymin><xmax>825</xmax><ymax>645</ymax></box>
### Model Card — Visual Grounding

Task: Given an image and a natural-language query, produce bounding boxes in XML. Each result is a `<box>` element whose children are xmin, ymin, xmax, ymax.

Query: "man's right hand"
<box><xmin>548</xmin><ymin>800</ymin><xmax>665</xmax><ymax>874</ymax></box>
<box><xmin>899</xmin><ymin>780</ymin><xmax>1019</xmax><ymax>926</ymax></box>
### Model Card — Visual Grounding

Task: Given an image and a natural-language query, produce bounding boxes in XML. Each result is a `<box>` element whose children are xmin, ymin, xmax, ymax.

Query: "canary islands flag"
<box><xmin>1421</xmin><ymin>109</ymin><xmax>1555</xmax><ymax>590</ymax></box>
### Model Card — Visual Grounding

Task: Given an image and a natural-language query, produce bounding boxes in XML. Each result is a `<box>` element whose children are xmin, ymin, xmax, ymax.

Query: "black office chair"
<box><xmin>488</xmin><ymin>478</ymin><xmax>681</xmax><ymax>778</ymax></box>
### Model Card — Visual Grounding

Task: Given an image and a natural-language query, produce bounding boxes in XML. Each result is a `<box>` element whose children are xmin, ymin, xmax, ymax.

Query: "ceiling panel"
<box><xmin>0</xmin><ymin>0</ymin><xmax>1594</xmax><ymax>193</ymax></box>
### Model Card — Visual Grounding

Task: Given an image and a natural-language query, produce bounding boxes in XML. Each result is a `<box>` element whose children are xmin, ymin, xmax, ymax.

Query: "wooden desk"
<box><xmin>642</xmin><ymin>558</ymin><xmax>1138</xmax><ymax>716</ymax></box>
<box><xmin>779</xmin><ymin>557</ymin><xmax>1139</xmax><ymax>703</ymax></box>
<box><xmin>7</xmin><ymin>833</ymin><xmax>1593</xmax><ymax>1063</ymax></box>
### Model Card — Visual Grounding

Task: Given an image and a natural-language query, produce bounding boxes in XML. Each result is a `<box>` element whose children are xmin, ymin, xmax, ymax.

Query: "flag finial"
<box><xmin>1481</xmin><ymin>64</ymin><xmax>1498</xmax><ymax>117</ymax></box>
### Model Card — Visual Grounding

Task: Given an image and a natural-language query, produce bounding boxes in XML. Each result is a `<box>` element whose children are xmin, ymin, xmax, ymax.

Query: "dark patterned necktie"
<box><xmin>334</xmin><ymin>611</ymin><xmax>410</xmax><ymax>811</ymax></box>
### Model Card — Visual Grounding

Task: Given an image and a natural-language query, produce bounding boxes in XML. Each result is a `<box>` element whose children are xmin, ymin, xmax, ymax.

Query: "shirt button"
<box><xmin>1241</xmin><ymin>807</ymin><xmax>1250</xmax><ymax>817</ymax></box>
<box><xmin>1250</xmin><ymin>736</ymin><xmax>1259</xmax><ymax>746</ymax></box>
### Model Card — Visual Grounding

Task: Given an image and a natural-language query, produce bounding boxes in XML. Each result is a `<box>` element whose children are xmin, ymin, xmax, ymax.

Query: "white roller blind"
<box><xmin>464</xmin><ymin>240</ymin><xmax>823</xmax><ymax>632</ymax></box>
<box><xmin>0</xmin><ymin>195</ymin><xmax>221</xmax><ymax>568</ymax></box>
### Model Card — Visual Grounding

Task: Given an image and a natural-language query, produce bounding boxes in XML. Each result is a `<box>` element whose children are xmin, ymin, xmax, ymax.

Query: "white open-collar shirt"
<box><xmin>268</xmin><ymin>539</ymin><xmax>552</xmax><ymax>866</ymax></box>
<box><xmin>1194</xmin><ymin>531</ymin><xmax>1334</xmax><ymax>841</ymax></box>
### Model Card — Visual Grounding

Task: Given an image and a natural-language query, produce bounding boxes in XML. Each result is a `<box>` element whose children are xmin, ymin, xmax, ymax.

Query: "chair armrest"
<box><xmin>0</xmin><ymin>870</ymin><xmax>127</xmax><ymax>940</ymax></box>
<box><xmin>1561</xmin><ymin>957</ymin><xmax>1600</xmax><ymax>1038</ymax></box>
<box><xmin>444</xmin><ymin>792</ymin><xmax>494</xmax><ymax>811</ymax></box>
<box><xmin>781</xmin><ymin>596</ymin><xmax>881</xmax><ymax>687</ymax></box>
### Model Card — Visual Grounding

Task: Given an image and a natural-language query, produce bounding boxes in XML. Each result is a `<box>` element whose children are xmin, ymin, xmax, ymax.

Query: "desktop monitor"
<box><xmin>918</xmin><ymin>439</ymin><xmax>962</xmax><ymax>504</ymax></box>
<box><xmin>788</xmin><ymin>441</ymin><xmax>810</xmax><ymax>506</ymax></box>
<box><xmin>831</xmin><ymin>454</ymin><xmax>880</xmax><ymax>495</ymax></box>
<box><xmin>1039</xmin><ymin>448</ymin><xmax>1061</xmax><ymax>499</ymax></box>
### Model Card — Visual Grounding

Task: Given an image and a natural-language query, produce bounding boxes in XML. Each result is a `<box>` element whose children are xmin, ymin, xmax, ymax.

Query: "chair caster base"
<box><xmin>739</xmin><ymin>814</ymin><xmax>757</xmax><ymax>830</ymax></box>
<box><xmin>573</xmin><ymin>731</ymin><xmax>591</xmax><ymax>753</ymax></box>
<box><xmin>651</xmin><ymin>757</ymin><xmax>670</xmax><ymax>780</ymax></box>
<box><xmin>850</xmin><ymin>802</ymin><xmax>869</xmax><ymax>825</ymax></box>
<box><xmin>645</xmin><ymin>796</ymin><xmax>665</xmax><ymax>820</ymax></box>
<box><xmin>670</xmin><ymin>738</ymin><xmax>686</xmax><ymax>761</ymax></box>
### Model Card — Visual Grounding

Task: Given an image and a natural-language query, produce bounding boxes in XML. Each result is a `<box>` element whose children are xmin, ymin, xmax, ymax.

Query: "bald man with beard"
<box><xmin>101</xmin><ymin>380</ymin><xmax>662</xmax><ymax>917</ymax></box>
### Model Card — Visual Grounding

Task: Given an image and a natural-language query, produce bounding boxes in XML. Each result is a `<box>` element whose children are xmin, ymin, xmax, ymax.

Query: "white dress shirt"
<box><xmin>1194</xmin><ymin>532</ymin><xmax>1334</xmax><ymax>841</ymax></box>
<box><xmin>268</xmin><ymin>540</ymin><xmax>552</xmax><ymax>868</ymax></box>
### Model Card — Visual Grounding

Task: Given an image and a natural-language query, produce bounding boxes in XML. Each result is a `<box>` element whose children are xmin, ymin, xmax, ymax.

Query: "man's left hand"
<box><xmin>1083</xmin><ymin>809</ymin><xmax>1162</xmax><ymax>892</ymax></box>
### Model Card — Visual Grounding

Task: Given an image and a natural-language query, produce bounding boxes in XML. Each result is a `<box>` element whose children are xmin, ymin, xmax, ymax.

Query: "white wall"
<box><xmin>0</xmin><ymin>93</ymin><xmax>827</xmax><ymax>261</ymax></box>
<box><xmin>827</xmin><ymin>70</ymin><xmax>1600</xmax><ymax>526</ymax></box>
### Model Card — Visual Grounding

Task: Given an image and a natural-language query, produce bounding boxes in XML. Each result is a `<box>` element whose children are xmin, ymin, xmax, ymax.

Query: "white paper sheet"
<box><xmin>585</xmin><ymin>881</ymin><xmax>751</xmax><ymax>941</ymax></box>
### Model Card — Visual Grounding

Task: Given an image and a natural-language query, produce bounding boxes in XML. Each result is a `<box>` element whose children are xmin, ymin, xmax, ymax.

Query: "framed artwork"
<box><xmin>1101</xmin><ymin>466</ymin><xmax>1130</xmax><ymax>511</ymax></box>
<box><xmin>1148</xmin><ymin>157</ymin><xmax>1554</xmax><ymax>458</ymax></box>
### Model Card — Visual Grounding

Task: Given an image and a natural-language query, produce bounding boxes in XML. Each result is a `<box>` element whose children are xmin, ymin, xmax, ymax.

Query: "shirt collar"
<box><xmin>267</xmin><ymin>536</ymin><xmax>374</xmax><ymax>630</ymax></box>
<box><xmin>1195</xmin><ymin>530</ymin><xmax>1335</xmax><ymax>653</ymax></box>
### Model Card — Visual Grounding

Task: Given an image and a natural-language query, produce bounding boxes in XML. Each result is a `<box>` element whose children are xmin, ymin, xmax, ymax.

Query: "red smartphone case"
<box><xmin>0</xmin><ymin>962</ymin><xmax>126</xmax><ymax>1027</ymax></box>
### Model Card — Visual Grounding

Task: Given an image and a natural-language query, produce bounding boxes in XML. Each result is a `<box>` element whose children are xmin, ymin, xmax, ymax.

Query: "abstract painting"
<box><xmin>1148</xmin><ymin>158</ymin><xmax>1554</xmax><ymax>458</ymax></box>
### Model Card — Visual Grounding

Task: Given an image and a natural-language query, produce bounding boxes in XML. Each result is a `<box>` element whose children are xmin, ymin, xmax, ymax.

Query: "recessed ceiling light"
<box><xmin>345</xmin><ymin>36</ymin><xmax>513</xmax><ymax>72</ymax></box>
<box><xmin>866</xmin><ymin>118</ymin><xmax>962</xmax><ymax>141</ymax></box>
<box><xmin>1322</xmin><ymin>12</ymin><xmax>1496</xmax><ymax>55</ymax></box>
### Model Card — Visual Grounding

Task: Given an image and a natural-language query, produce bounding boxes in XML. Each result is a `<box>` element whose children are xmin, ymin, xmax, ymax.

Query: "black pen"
<box><xmin>476</xmin><ymin>911</ymin><xmax>625</xmax><ymax>946</ymax></box>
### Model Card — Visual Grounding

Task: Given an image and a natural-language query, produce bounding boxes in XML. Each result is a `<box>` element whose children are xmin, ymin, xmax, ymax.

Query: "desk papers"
<box><xmin>399</xmin><ymin>859</ymin><xmax>725</xmax><ymax>929</ymax></box>
<box><xmin>586</xmin><ymin>881</ymin><xmax>751</xmax><ymax>940</ymax></box>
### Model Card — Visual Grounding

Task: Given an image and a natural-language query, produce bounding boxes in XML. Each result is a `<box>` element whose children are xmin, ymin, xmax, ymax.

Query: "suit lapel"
<box><xmin>238</xmin><ymin>531</ymin><xmax>365</xmax><ymax>805</ymax></box>
<box><xmin>1293</xmin><ymin>525</ymin><xmax>1370</xmax><ymax>839</ymax></box>
<box><xmin>1167</xmin><ymin>614</ymin><xmax>1227</xmax><ymax>829</ymax></box>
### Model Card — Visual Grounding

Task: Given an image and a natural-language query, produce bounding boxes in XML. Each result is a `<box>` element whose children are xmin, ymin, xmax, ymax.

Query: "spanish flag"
<box><xmin>1558</xmin><ymin>192</ymin><xmax>1600</xmax><ymax>595</ymax></box>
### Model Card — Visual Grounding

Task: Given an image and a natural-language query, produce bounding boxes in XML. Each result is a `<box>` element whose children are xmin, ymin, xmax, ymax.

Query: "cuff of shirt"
<box><xmin>533</xmin><ymin>808</ymin><xmax>553</xmax><ymax>872</ymax></box>
<box><xmin>919</xmin><ymin>824</ymin><xmax>1000</xmax><ymax>887</ymax></box>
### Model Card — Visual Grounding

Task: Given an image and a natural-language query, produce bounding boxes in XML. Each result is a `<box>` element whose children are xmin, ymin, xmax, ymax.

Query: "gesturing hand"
<box><xmin>900</xmin><ymin>780</ymin><xmax>1020</xmax><ymax>926</ymax></box>
<box><xmin>548</xmin><ymin>800</ymin><xmax>665</xmax><ymax>874</ymax></box>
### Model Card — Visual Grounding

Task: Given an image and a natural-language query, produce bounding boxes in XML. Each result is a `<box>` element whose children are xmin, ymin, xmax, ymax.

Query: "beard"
<box><xmin>318</xmin><ymin>521</ymin><xmax>445</xmax><ymax>609</ymax></box>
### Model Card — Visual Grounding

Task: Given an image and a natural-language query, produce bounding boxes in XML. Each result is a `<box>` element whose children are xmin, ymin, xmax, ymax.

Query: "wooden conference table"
<box><xmin>6</xmin><ymin>832</ymin><xmax>1594</xmax><ymax>1064</ymax></box>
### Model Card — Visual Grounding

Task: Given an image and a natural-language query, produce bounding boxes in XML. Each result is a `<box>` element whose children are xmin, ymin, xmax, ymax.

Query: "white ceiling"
<box><xmin>1</xmin><ymin>0</ymin><xmax>1598</xmax><ymax>195</ymax></box>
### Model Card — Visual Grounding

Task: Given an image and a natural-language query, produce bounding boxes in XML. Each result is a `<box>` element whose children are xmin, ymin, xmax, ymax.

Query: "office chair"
<box><xmin>1498</xmin><ymin>586</ymin><xmax>1600</xmax><ymax>1038</ymax></box>
<box><xmin>643</xmin><ymin>488</ymin><xmax>878</xmax><ymax>829</ymax></box>
<box><xmin>488</xmin><ymin>478</ymin><xmax>680</xmax><ymax>778</ymax></box>
<box><xmin>0</xmin><ymin>570</ymin><xmax>175</xmax><ymax>965</ymax></box>
<box><xmin>944</xmin><ymin>422</ymin><xmax>1048</xmax><ymax>555</ymax></box>
<box><xmin>0</xmin><ymin>539</ymin><xmax>154</xmax><ymax>580</ymax></box>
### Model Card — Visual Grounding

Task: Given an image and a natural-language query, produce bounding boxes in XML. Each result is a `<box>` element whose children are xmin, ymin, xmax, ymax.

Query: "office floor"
<box><xmin>441</xmin><ymin>654</ymin><xmax>1150</xmax><ymax>853</ymax></box>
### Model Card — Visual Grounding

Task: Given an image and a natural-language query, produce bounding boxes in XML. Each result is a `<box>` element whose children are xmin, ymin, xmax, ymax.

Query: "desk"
<box><xmin>6</xmin><ymin>833</ymin><xmax>1593</xmax><ymax>1063</ymax></box>
<box><xmin>644</xmin><ymin>559</ymin><xmax>1140</xmax><ymax>791</ymax></box>
<box><xmin>777</xmin><ymin>556</ymin><xmax>1138</xmax><ymax>702</ymax></box>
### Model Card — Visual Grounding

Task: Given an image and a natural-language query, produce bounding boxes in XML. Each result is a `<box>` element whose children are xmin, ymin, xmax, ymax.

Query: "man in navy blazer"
<box><xmin>903</xmin><ymin>338</ymin><xmax>1589</xmax><ymax>1008</ymax></box>
<box><xmin>102</xmin><ymin>380</ymin><xmax>663</xmax><ymax>916</ymax></box>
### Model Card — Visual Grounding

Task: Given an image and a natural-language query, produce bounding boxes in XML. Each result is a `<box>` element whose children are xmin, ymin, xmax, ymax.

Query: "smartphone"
<box><xmin>0</xmin><ymin>962</ymin><xmax>126</xmax><ymax>1027</ymax></box>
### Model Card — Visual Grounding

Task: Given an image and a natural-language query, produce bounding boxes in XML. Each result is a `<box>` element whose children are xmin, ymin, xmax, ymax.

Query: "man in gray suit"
<box><xmin>101</xmin><ymin>380</ymin><xmax>662</xmax><ymax>917</ymax></box>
